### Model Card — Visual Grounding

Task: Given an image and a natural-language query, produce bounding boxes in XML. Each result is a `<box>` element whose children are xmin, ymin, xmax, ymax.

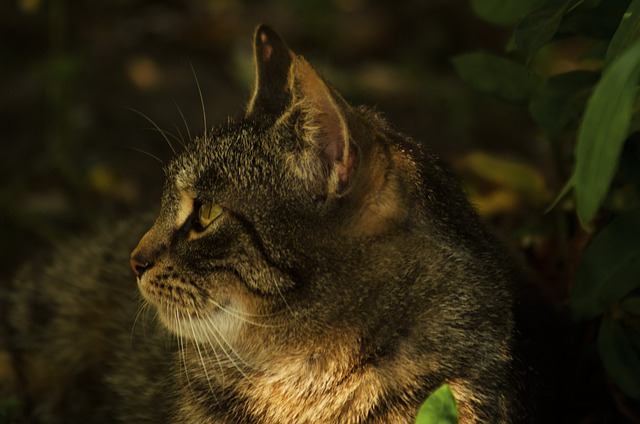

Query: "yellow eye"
<box><xmin>198</xmin><ymin>202</ymin><xmax>223</xmax><ymax>229</ymax></box>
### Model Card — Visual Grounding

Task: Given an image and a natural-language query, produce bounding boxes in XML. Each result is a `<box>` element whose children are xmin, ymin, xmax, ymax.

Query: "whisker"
<box><xmin>205</xmin><ymin>315</ymin><xmax>256</xmax><ymax>385</ymax></box>
<box><xmin>170</xmin><ymin>120</ymin><xmax>187</xmax><ymax>148</ymax></box>
<box><xmin>172</xmin><ymin>99</ymin><xmax>192</xmax><ymax>142</ymax></box>
<box><xmin>175</xmin><ymin>308</ymin><xmax>194</xmax><ymax>395</ymax></box>
<box><xmin>144</xmin><ymin>127</ymin><xmax>185</xmax><ymax>151</ymax></box>
<box><xmin>207</xmin><ymin>299</ymin><xmax>283</xmax><ymax>328</ymax></box>
<box><xmin>187</xmin><ymin>313</ymin><xmax>217</xmax><ymax>396</ymax></box>
<box><xmin>124</xmin><ymin>145</ymin><xmax>164</xmax><ymax>164</ymax></box>
<box><xmin>130</xmin><ymin>299</ymin><xmax>150</xmax><ymax>348</ymax></box>
<box><xmin>195</xmin><ymin>310</ymin><xmax>226</xmax><ymax>385</ymax></box>
<box><xmin>127</xmin><ymin>106</ymin><xmax>177</xmax><ymax>155</ymax></box>
<box><xmin>189</xmin><ymin>61</ymin><xmax>207</xmax><ymax>136</ymax></box>
<box><xmin>275</xmin><ymin>284</ymin><xmax>299</xmax><ymax>322</ymax></box>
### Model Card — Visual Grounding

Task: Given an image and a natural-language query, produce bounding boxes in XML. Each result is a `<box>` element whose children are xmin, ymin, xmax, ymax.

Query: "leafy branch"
<box><xmin>457</xmin><ymin>0</ymin><xmax>640</xmax><ymax>406</ymax></box>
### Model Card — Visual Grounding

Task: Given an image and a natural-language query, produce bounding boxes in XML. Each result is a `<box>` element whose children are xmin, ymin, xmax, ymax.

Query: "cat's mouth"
<box><xmin>138</xmin><ymin>273</ymin><xmax>202</xmax><ymax>309</ymax></box>
<box><xmin>136</xmin><ymin>268</ymin><xmax>245</xmax><ymax>342</ymax></box>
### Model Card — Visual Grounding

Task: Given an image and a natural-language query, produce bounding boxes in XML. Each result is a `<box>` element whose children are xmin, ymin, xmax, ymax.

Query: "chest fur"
<box><xmin>172</xmin><ymin>341</ymin><xmax>416</xmax><ymax>424</ymax></box>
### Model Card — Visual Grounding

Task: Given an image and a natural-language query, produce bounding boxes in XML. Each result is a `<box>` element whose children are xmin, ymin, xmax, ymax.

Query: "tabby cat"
<box><xmin>1</xmin><ymin>25</ymin><xmax>549</xmax><ymax>423</ymax></box>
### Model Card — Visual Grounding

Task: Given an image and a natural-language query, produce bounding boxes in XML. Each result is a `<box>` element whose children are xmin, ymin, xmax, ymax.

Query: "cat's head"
<box><xmin>130</xmin><ymin>25</ymin><xmax>416</xmax><ymax>341</ymax></box>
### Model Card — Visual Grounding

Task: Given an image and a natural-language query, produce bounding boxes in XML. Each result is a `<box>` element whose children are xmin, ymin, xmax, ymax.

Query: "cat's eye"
<box><xmin>197</xmin><ymin>202</ymin><xmax>223</xmax><ymax>229</ymax></box>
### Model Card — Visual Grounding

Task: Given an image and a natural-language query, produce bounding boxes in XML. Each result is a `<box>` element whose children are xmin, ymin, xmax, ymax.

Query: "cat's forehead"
<box><xmin>168</xmin><ymin>120</ymin><xmax>276</xmax><ymax>194</ymax></box>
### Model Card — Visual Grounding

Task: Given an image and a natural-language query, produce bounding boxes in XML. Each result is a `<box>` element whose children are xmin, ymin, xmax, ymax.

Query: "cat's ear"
<box><xmin>246</xmin><ymin>25</ymin><xmax>295</xmax><ymax>117</ymax></box>
<box><xmin>291</xmin><ymin>57</ymin><xmax>354</xmax><ymax>195</ymax></box>
<box><xmin>246</xmin><ymin>25</ymin><xmax>354</xmax><ymax>194</ymax></box>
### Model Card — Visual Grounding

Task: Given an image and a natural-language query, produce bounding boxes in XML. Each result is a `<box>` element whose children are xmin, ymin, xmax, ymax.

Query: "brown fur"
<box><xmin>1</xmin><ymin>26</ymin><xmax>549</xmax><ymax>423</ymax></box>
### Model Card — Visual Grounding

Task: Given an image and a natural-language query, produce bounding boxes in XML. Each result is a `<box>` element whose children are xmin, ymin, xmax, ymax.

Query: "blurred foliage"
<box><xmin>0</xmin><ymin>0</ymin><xmax>531</xmax><ymax>275</ymax></box>
<box><xmin>459</xmin><ymin>0</ymin><xmax>640</xmax><ymax>419</ymax></box>
<box><xmin>453</xmin><ymin>52</ymin><xmax>540</xmax><ymax>102</ymax></box>
<box><xmin>414</xmin><ymin>384</ymin><xmax>459</xmax><ymax>424</ymax></box>
<box><xmin>454</xmin><ymin>152</ymin><xmax>552</xmax><ymax>216</ymax></box>
<box><xmin>0</xmin><ymin>395</ymin><xmax>18</xmax><ymax>424</ymax></box>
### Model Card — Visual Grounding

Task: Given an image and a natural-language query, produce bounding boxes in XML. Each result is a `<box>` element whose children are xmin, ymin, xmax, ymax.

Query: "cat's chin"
<box><xmin>150</xmin><ymin>299</ymin><xmax>244</xmax><ymax>344</ymax></box>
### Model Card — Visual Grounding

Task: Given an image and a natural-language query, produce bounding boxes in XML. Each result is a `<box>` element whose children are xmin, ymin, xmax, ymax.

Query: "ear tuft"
<box><xmin>247</xmin><ymin>25</ymin><xmax>295</xmax><ymax>117</ymax></box>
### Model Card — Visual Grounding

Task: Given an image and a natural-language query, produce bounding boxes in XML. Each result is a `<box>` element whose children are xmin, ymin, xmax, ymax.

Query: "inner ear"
<box><xmin>293</xmin><ymin>58</ymin><xmax>355</xmax><ymax>194</ymax></box>
<box><xmin>246</xmin><ymin>25</ymin><xmax>295</xmax><ymax>117</ymax></box>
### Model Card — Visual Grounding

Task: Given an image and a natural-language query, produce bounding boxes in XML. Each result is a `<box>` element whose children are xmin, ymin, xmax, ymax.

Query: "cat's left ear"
<box><xmin>246</xmin><ymin>25</ymin><xmax>295</xmax><ymax>117</ymax></box>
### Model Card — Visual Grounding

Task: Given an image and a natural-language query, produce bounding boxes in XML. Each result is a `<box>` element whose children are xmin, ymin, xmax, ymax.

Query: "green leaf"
<box><xmin>452</xmin><ymin>52</ymin><xmax>538</xmax><ymax>103</ymax></box>
<box><xmin>515</xmin><ymin>0</ymin><xmax>573</xmax><ymax>62</ymax></box>
<box><xmin>597</xmin><ymin>317</ymin><xmax>640</xmax><ymax>400</ymax></box>
<box><xmin>415</xmin><ymin>384</ymin><xmax>459</xmax><ymax>424</ymax></box>
<box><xmin>560</xmin><ymin>0</ymin><xmax>631</xmax><ymax>40</ymax></box>
<box><xmin>470</xmin><ymin>0</ymin><xmax>546</xmax><ymax>25</ymax></box>
<box><xmin>573</xmin><ymin>41</ymin><xmax>640</xmax><ymax>226</ymax></box>
<box><xmin>545</xmin><ymin>174</ymin><xmax>575</xmax><ymax>214</ymax></box>
<box><xmin>571</xmin><ymin>212</ymin><xmax>640</xmax><ymax>320</ymax></box>
<box><xmin>606</xmin><ymin>0</ymin><xmax>640</xmax><ymax>66</ymax></box>
<box><xmin>529</xmin><ymin>70</ymin><xmax>599</xmax><ymax>137</ymax></box>
<box><xmin>581</xmin><ymin>40</ymin><xmax>610</xmax><ymax>61</ymax></box>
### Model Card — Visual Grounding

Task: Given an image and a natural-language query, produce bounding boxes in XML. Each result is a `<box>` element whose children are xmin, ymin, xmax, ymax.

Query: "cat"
<box><xmin>0</xmin><ymin>25</ymin><xmax>552</xmax><ymax>423</ymax></box>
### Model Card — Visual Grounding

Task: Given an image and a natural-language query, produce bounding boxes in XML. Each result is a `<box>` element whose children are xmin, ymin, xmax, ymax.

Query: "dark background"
<box><xmin>0</xmin><ymin>0</ymin><xmax>545</xmax><ymax>273</ymax></box>
<box><xmin>2</xmin><ymin>0</ymin><xmax>627</xmax><ymax>421</ymax></box>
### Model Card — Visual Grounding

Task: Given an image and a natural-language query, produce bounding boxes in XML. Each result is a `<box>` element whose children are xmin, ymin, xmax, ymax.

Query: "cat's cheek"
<box><xmin>136</xmin><ymin>274</ymin><xmax>157</xmax><ymax>304</ymax></box>
<box><xmin>136</xmin><ymin>267</ymin><xmax>248</xmax><ymax>340</ymax></box>
<box><xmin>135</xmin><ymin>273</ymin><xmax>167</xmax><ymax>312</ymax></box>
<box><xmin>135</xmin><ymin>264</ymin><xmax>184</xmax><ymax>311</ymax></box>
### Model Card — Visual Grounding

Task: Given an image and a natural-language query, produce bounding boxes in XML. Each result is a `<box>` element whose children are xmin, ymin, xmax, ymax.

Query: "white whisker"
<box><xmin>175</xmin><ymin>308</ymin><xmax>194</xmax><ymax>395</ymax></box>
<box><xmin>205</xmin><ymin>315</ymin><xmax>256</xmax><ymax>386</ymax></box>
<box><xmin>194</xmin><ymin>310</ymin><xmax>226</xmax><ymax>385</ymax></box>
<box><xmin>189</xmin><ymin>61</ymin><xmax>207</xmax><ymax>137</ymax></box>
<box><xmin>127</xmin><ymin>106</ymin><xmax>177</xmax><ymax>155</ymax></box>
<box><xmin>275</xmin><ymin>284</ymin><xmax>299</xmax><ymax>322</ymax></box>
<box><xmin>172</xmin><ymin>98</ymin><xmax>192</xmax><ymax>142</ymax></box>
<box><xmin>130</xmin><ymin>299</ymin><xmax>149</xmax><ymax>348</ymax></box>
<box><xmin>208</xmin><ymin>299</ymin><xmax>282</xmax><ymax>328</ymax></box>
<box><xmin>170</xmin><ymin>120</ymin><xmax>187</xmax><ymax>148</ymax></box>
<box><xmin>146</xmin><ymin>127</ymin><xmax>184</xmax><ymax>151</ymax></box>
<box><xmin>188</xmin><ymin>313</ymin><xmax>217</xmax><ymax>396</ymax></box>
<box><xmin>124</xmin><ymin>145</ymin><xmax>164</xmax><ymax>164</ymax></box>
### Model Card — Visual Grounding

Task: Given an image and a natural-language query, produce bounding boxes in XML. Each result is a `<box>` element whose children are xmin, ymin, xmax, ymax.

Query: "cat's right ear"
<box><xmin>246</xmin><ymin>25</ymin><xmax>295</xmax><ymax>117</ymax></box>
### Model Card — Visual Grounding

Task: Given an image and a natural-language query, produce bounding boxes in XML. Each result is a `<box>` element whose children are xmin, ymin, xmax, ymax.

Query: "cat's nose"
<box><xmin>130</xmin><ymin>252</ymin><xmax>154</xmax><ymax>277</ymax></box>
<box><xmin>131</xmin><ymin>222</ymin><xmax>168</xmax><ymax>278</ymax></box>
